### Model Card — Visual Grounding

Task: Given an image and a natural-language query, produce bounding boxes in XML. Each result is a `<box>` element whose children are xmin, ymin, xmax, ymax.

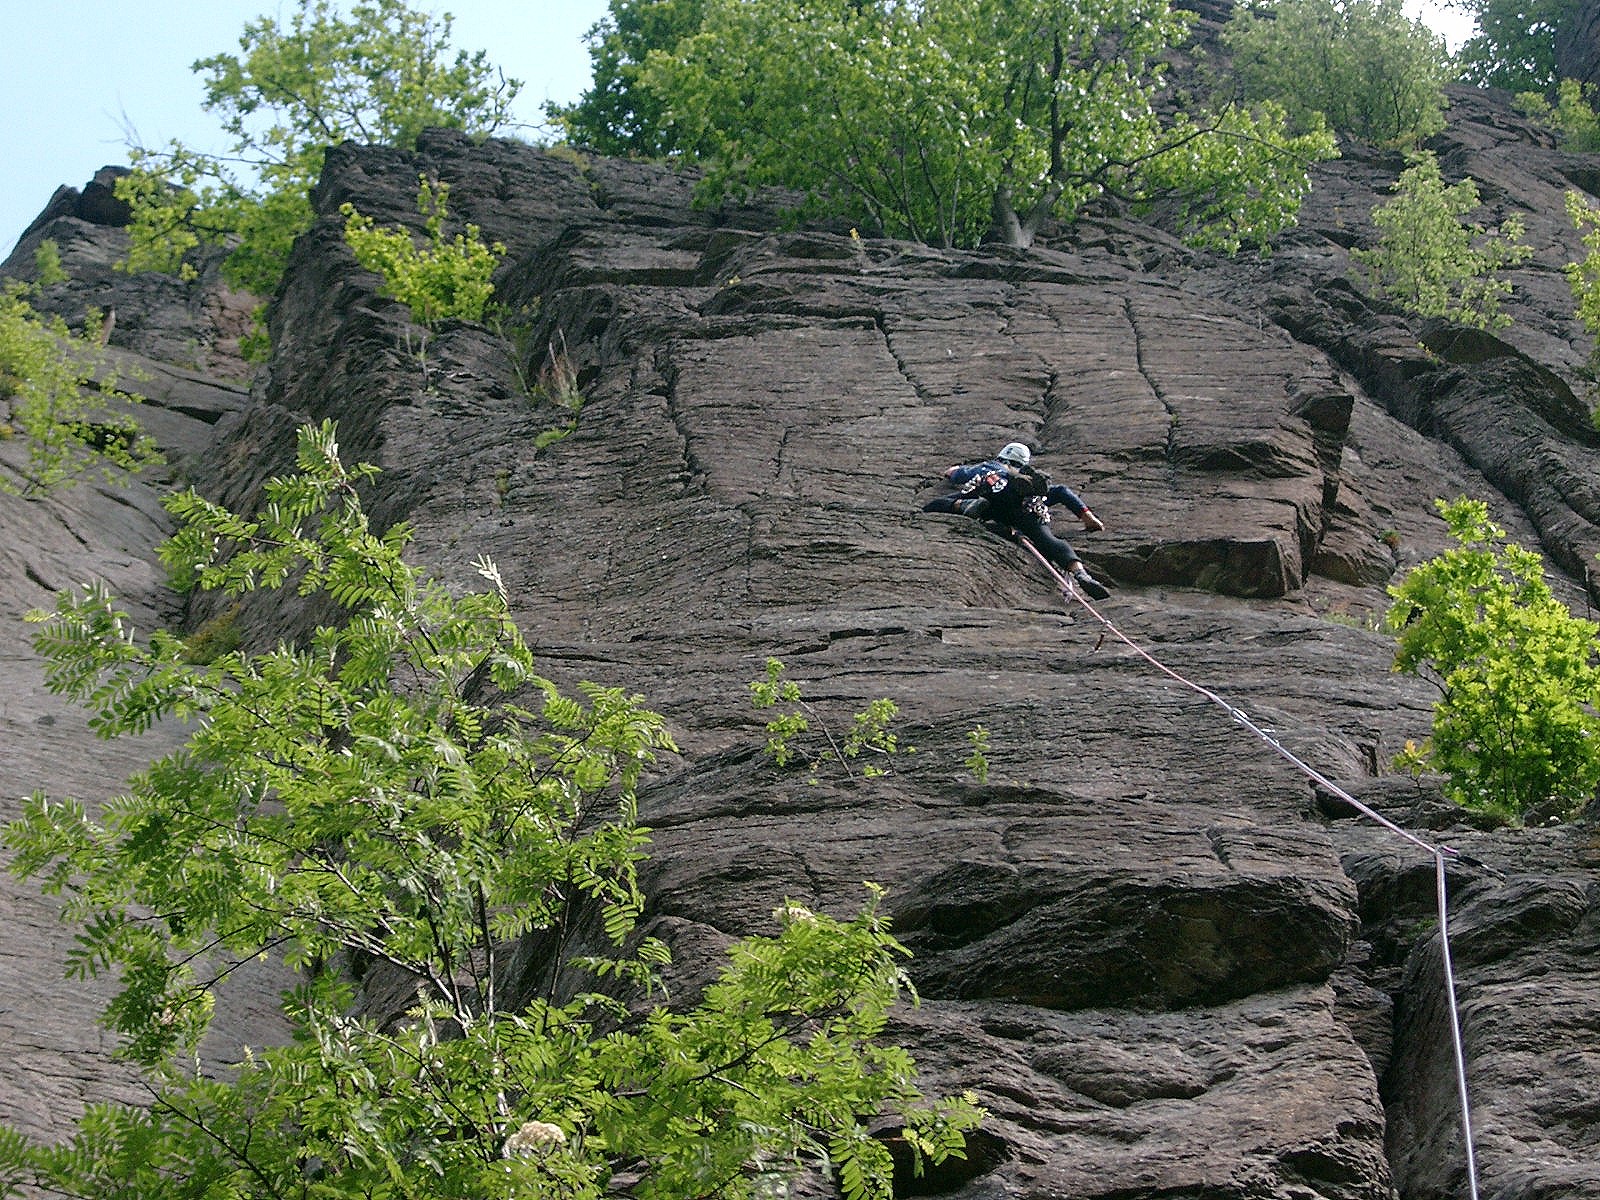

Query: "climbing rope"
<box><xmin>1015</xmin><ymin>535</ymin><xmax>1481</xmax><ymax>1200</ymax></box>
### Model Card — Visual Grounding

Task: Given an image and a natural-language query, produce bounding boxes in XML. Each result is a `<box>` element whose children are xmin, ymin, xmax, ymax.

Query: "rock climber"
<box><xmin>923</xmin><ymin>441</ymin><xmax>1112</xmax><ymax>600</ymax></box>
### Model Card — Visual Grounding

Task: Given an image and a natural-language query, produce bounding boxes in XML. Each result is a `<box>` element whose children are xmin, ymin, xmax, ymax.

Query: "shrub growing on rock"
<box><xmin>1515</xmin><ymin>80</ymin><xmax>1600</xmax><ymax>152</ymax></box>
<box><xmin>1385</xmin><ymin>497</ymin><xmax>1600</xmax><ymax>825</ymax></box>
<box><xmin>749</xmin><ymin>657</ymin><xmax>909</xmax><ymax>781</ymax></box>
<box><xmin>0</xmin><ymin>421</ymin><xmax>980</xmax><ymax>1199</ymax></box>
<box><xmin>1352</xmin><ymin>151</ymin><xmax>1531</xmax><ymax>330</ymax></box>
<box><xmin>342</xmin><ymin>177</ymin><xmax>505</xmax><ymax>327</ymax></box>
<box><xmin>31</xmin><ymin>238</ymin><xmax>69</xmax><ymax>286</ymax></box>
<box><xmin>0</xmin><ymin>282</ymin><xmax>160</xmax><ymax>494</ymax></box>
<box><xmin>1558</xmin><ymin>187</ymin><xmax>1600</xmax><ymax>393</ymax></box>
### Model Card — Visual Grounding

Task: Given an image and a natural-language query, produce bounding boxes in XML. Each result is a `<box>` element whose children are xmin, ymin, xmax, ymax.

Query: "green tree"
<box><xmin>1385</xmin><ymin>497</ymin><xmax>1600</xmax><ymax>824</ymax></box>
<box><xmin>1516</xmin><ymin>78</ymin><xmax>1600</xmax><ymax>150</ymax></box>
<box><xmin>1351</xmin><ymin>151</ymin><xmax>1531</xmax><ymax>329</ymax></box>
<box><xmin>1224</xmin><ymin>0</ymin><xmax>1452</xmax><ymax>147</ymax></box>
<box><xmin>636</xmin><ymin>0</ymin><xmax>1336</xmax><ymax>251</ymax></box>
<box><xmin>0</xmin><ymin>282</ymin><xmax>161</xmax><ymax>494</ymax></box>
<box><xmin>117</xmin><ymin>0</ymin><xmax>519</xmax><ymax>302</ymax></box>
<box><xmin>0</xmin><ymin>421</ymin><xmax>980</xmax><ymax>1199</ymax></box>
<box><xmin>550</xmin><ymin>0</ymin><xmax>708</xmax><ymax>156</ymax></box>
<box><xmin>1455</xmin><ymin>0</ymin><xmax>1577</xmax><ymax>92</ymax></box>
<box><xmin>1560</xmin><ymin>187</ymin><xmax>1600</xmax><ymax>386</ymax></box>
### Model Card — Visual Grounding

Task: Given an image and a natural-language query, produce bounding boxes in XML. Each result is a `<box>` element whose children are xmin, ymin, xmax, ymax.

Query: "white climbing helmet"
<box><xmin>998</xmin><ymin>442</ymin><xmax>1031</xmax><ymax>467</ymax></box>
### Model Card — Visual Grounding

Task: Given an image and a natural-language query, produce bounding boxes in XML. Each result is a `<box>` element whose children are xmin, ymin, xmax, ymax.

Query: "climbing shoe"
<box><xmin>1073</xmin><ymin>568</ymin><xmax>1111</xmax><ymax>601</ymax></box>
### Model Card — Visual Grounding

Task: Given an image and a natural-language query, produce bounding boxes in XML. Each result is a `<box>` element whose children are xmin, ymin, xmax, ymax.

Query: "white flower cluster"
<box><xmin>502</xmin><ymin>1119</ymin><xmax>567</xmax><ymax>1158</ymax></box>
<box><xmin>772</xmin><ymin>901</ymin><xmax>816</xmax><ymax>926</ymax></box>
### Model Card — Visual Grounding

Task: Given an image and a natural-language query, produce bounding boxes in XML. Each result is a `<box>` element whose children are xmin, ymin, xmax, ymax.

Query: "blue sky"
<box><xmin>2</xmin><ymin>1</ymin><xmax>1472</xmax><ymax>262</ymax></box>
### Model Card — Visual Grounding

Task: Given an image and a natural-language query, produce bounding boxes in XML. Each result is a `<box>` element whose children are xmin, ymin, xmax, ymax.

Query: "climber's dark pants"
<box><xmin>1004</xmin><ymin>513</ymin><xmax>1081</xmax><ymax>570</ymax></box>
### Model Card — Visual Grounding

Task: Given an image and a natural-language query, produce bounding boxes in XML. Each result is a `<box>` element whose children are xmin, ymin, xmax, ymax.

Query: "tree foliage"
<box><xmin>1385</xmin><ymin>498</ymin><xmax>1600</xmax><ymax>824</ymax></box>
<box><xmin>32</xmin><ymin>239</ymin><xmax>69</xmax><ymax>286</ymax></box>
<box><xmin>342</xmin><ymin>176</ymin><xmax>506</xmax><ymax>327</ymax></box>
<box><xmin>1351</xmin><ymin>151</ymin><xmax>1531</xmax><ymax>329</ymax></box>
<box><xmin>749</xmin><ymin>658</ymin><xmax>908</xmax><ymax>781</ymax></box>
<box><xmin>116</xmin><ymin>0</ymin><xmax>520</xmax><ymax>300</ymax></box>
<box><xmin>549</xmin><ymin>0</ymin><xmax>708</xmax><ymax>157</ymax></box>
<box><xmin>1516</xmin><ymin>79</ymin><xmax>1600</xmax><ymax>151</ymax></box>
<box><xmin>1455</xmin><ymin>0</ymin><xmax>1576</xmax><ymax>92</ymax></box>
<box><xmin>1560</xmin><ymin>188</ymin><xmax>1600</xmax><ymax>385</ymax></box>
<box><xmin>0</xmin><ymin>421</ymin><xmax>980</xmax><ymax>1199</ymax></box>
<box><xmin>0</xmin><ymin>282</ymin><xmax>161</xmax><ymax>495</ymax></box>
<box><xmin>1223</xmin><ymin>0</ymin><xmax>1452</xmax><ymax>147</ymax></box>
<box><xmin>622</xmin><ymin>0</ymin><xmax>1334</xmax><ymax>251</ymax></box>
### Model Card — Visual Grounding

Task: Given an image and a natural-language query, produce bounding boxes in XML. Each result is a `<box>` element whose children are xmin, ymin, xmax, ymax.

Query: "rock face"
<box><xmin>1558</xmin><ymin>0</ymin><xmax>1600</xmax><ymax>90</ymax></box>
<box><xmin>0</xmin><ymin>204</ymin><xmax>272</xmax><ymax>1144</ymax></box>
<box><xmin>3</xmin><ymin>83</ymin><xmax>1600</xmax><ymax>1199</ymax></box>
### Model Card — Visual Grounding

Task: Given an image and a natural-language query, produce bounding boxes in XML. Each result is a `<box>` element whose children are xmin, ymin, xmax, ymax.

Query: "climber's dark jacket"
<box><xmin>939</xmin><ymin>461</ymin><xmax>1089</xmax><ymax>525</ymax></box>
<box><xmin>923</xmin><ymin>460</ymin><xmax>1090</xmax><ymax>570</ymax></box>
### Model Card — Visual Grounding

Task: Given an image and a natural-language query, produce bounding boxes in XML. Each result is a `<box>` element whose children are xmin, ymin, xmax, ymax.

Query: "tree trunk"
<box><xmin>988</xmin><ymin>179</ymin><xmax>1066</xmax><ymax>250</ymax></box>
<box><xmin>988</xmin><ymin>184</ymin><xmax>1029</xmax><ymax>248</ymax></box>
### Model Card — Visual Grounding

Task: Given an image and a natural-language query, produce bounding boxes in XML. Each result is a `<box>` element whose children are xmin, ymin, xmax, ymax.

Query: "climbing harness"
<box><xmin>1016</xmin><ymin>535</ymin><xmax>1482</xmax><ymax>1200</ymax></box>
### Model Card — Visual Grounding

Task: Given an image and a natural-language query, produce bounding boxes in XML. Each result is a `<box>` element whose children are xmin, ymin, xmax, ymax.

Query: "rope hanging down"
<box><xmin>1015</xmin><ymin>535</ymin><xmax>1481</xmax><ymax>1200</ymax></box>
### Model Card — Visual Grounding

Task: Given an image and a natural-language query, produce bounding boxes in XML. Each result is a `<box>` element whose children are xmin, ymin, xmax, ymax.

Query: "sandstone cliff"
<box><xmin>2</xmin><ymin>82</ymin><xmax>1598</xmax><ymax>1200</ymax></box>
